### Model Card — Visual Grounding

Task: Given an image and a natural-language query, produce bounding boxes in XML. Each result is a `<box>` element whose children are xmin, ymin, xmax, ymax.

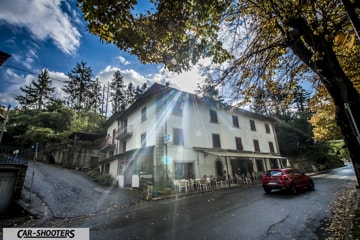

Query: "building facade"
<box><xmin>99</xmin><ymin>83</ymin><xmax>288</xmax><ymax>187</ymax></box>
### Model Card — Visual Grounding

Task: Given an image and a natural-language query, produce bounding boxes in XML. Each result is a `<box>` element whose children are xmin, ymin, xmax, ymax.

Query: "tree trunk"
<box><xmin>289</xmin><ymin>17</ymin><xmax>360</xmax><ymax>185</ymax></box>
<box><xmin>341</xmin><ymin>0</ymin><xmax>360</xmax><ymax>41</ymax></box>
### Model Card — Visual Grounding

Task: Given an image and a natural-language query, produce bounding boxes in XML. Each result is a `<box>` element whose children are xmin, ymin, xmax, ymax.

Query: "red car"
<box><xmin>262</xmin><ymin>168</ymin><xmax>315</xmax><ymax>194</ymax></box>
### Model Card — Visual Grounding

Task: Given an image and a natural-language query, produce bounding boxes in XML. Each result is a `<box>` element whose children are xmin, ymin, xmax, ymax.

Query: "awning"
<box><xmin>201</xmin><ymin>150</ymin><xmax>286</xmax><ymax>159</ymax></box>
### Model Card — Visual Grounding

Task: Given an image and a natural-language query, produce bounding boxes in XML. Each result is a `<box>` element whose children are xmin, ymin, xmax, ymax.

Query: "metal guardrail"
<box><xmin>0</xmin><ymin>146</ymin><xmax>31</xmax><ymax>165</ymax></box>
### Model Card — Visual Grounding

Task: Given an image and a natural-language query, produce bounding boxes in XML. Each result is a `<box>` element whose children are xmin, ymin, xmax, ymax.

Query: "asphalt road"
<box><xmin>77</xmin><ymin>165</ymin><xmax>355</xmax><ymax>240</ymax></box>
<box><xmin>9</xmin><ymin>163</ymin><xmax>357</xmax><ymax>240</ymax></box>
<box><xmin>21</xmin><ymin>161</ymin><xmax>141</xmax><ymax>218</ymax></box>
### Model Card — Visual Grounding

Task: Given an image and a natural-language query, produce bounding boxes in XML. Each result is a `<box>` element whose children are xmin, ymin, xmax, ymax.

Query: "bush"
<box><xmin>87</xmin><ymin>170</ymin><xmax>100</xmax><ymax>178</ymax></box>
<box><xmin>87</xmin><ymin>171</ymin><xmax>114</xmax><ymax>186</ymax></box>
<box><xmin>94</xmin><ymin>174</ymin><xmax>114</xmax><ymax>186</ymax></box>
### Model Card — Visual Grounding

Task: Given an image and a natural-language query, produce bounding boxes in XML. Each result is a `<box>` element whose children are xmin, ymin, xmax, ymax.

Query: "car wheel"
<box><xmin>289</xmin><ymin>183</ymin><xmax>297</xmax><ymax>194</ymax></box>
<box><xmin>309</xmin><ymin>179</ymin><xmax>315</xmax><ymax>190</ymax></box>
<box><xmin>263</xmin><ymin>187</ymin><xmax>272</xmax><ymax>194</ymax></box>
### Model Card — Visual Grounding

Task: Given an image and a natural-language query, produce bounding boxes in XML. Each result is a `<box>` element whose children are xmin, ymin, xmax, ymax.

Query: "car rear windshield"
<box><xmin>266</xmin><ymin>170</ymin><xmax>282</xmax><ymax>176</ymax></box>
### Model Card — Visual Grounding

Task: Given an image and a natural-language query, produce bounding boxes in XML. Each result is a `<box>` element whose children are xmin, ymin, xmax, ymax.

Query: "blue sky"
<box><xmin>0</xmin><ymin>0</ymin><xmax>205</xmax><ymax>109</ymax></box>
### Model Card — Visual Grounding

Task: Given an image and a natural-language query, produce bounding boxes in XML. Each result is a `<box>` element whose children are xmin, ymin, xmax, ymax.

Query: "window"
<box><xmin>265</xmin><ymin>123</ymin><xmax>271</xmax><ymax>134</ymax></box>
<box><xmin>173</xmin><ymin>128</ymin><xmax>184</xmax><ymax>145</ymax></box>
<box><xmin>141</xmin><ymin>106</ymin><xmax>147</xmax><ymax>122</ymax></box>
<box><xmin>174</xmin><ymin>162</ymin><xmax>195</xmax><ymax>179</ymax></box>
<box><xmin>112</xmin><ymin>129</ymin><xmax>116</xmax><ymax>144</ymax></box>
<box><xmin>123</xmin><ymin>118</ymin><xmax>128</xmax><ymax>133</ymax></box>
<box><xmin>104</xmin><ymin>163</ymin><xmax>110</xmax><ymax>174</ymax></box>
<box><xmin>122</xmin><ymin>141</ymin><xmax>126</xmax><ymax>152</ymax></box>
<box><xmin>235</xmin><ymin>137</ymin><xmax>243</xmax><ymax>150</ymax></box>
<box><xmin>141</xmin><ymin>132</ymin><xmax>146</xmax><ymax>147</ymax></box>
<box><xmin>209</xmin><ymin>109</ymin><xmax>218</xmax><ymax>123</ymax></box>
<box><xmin>212</xmin><ymin>134</ymin><xmax>221</xmax><ymax>148</ymax></box>
<box><xmin>253</xmin><ymin>139</ymin><xmax>260</xmax><ymax>152</ymax></box>
<box><xmin>269</xmin><ymin>142</ymin><xmax>275</xmax><ymax>153</ymax></box>
<box><xmin>232</xmin><ymin>115</ymin><xmax>239</xmax><ymax>128</ymax></box>
<box><xmin>250</xmin><ymin>119</ymin><xmax>256</xmax><ymax>131</ymax></box>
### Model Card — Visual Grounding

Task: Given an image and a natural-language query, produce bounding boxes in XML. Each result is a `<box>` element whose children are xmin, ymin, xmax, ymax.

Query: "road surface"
<box><xmin>16</xmin><ymin>163</ymin><xmax>356</xmax><ymax>240</ymax></box>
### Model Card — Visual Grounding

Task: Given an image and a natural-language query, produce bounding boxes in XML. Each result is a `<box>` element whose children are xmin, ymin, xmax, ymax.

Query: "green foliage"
<box><xmin>87</xmin><ymin>171</ymin><xmax>115</xmax><ymax>186</ymax></box>
<box><xmin>110</xmin><ymin>70</ymin><xmax>126</xmax><ymax>112</ymax></box>
<box><xmin>62</xmin><ymin>61</ymin><xmax>95</xmax><ymax>111</ymax></box>
<box><xmin>274</xmin><ymin>111</ymin><xmax>314</xmax><ymax>157</ymax></box>
<box><xmin>77</xmin><ymin>0</ymin><xmax>232</xmax><ymax>72</ymax></box>
<box><xmin>3</xmin><ymin>102</ymin><xmax>82</xmax><ymax>146</ymax></box>
<box><xmin>69</xmin><ymin>111</ymin><xmax>106</xmax><ymax>134</ymax></box>
<box><xmin>328</xmin><ymin>141</ymin><xmax>349</xmax><ymax>160</ymax></box>
<box><xmin>87</xmin><ymin>170</ymin><xmax>100</xmax><ymax>178</ymax></box>
<box><xmin>18</xmin><ymin>127</ymin><xmax>57</xmax><ymax>145</ymax></box>
<box><xmin>0</xmin><ymin>105</ymin><xmax>5</xmax><ymax>119</ymax></box>
<box><xmin>307</xmin><ymin>142</ymin><xmax>331</xmax><ymax>164</ymax></box>
<box><xmin>15</xmin><ymin>69</ymin><xmax>55</xmax><ymax>110</ymax></box>
<box><xmin>77</xmin><ymin>1</ymin><xmax>360</xmax><ymax>173</ymax></box>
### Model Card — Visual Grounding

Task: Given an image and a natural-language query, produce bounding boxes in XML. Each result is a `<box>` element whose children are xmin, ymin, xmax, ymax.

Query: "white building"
<box><xmin>99</xmin><ymin>83</ymin><xmax>288</xmax><ymax>187</ymax></box>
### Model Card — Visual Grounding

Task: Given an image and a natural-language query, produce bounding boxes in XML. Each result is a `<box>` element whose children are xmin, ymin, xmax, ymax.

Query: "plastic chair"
<box><xmin>179</xmin><ymin>179</ymin><xmax>188</xmax><ymax>192</ymax></box>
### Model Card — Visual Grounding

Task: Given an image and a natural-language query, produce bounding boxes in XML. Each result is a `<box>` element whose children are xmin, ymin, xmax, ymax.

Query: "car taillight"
<box><xmin>262</xmin><ymin>175</ymin><xmax>268</xmax><ymax>180</ymax></box>
<box><xmin>281</xmin><ymin>175</ymin><xmax>288</xmax><ymax>180</ymax></box>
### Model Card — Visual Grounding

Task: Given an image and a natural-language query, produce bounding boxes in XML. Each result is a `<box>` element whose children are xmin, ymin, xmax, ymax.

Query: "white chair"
<box><xmin>179</xmin><ymin>179</ymin><xmax>188</xmax><ymax>193</ymax></box>
<box><xmin>235</xmin><ymin>174</ymin><xmax>243</xmax><ymax>184</ymax></box>
<box><xmin>206</xmin><ymin>177</ymin><xmax>212</xmax><ymax>189</ymax></box>
<box><xmin>215</xmin><ymin>177</ymin><xmax>223</xmax><ymax>188</ymax></box>
<box><xmin>173</xmin><ymin>179</ymin><xmax>179</xmax><ymax>192</ymax></box>
<box><xmin>242</xmin><ymin>174</ymin><xmax>252</xmax><ymax>184</ymax></box>
<box><xmin>188</xmin><ymin>179</ymin><xmax>195</xmax><ymax>191</ymax></box>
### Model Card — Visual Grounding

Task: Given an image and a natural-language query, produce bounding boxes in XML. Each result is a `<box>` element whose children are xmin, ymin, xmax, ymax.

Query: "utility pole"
<box><xmin>0</xmin><ymin>104</ymin><xmax>10</xmax><ymax>145</ymax></box>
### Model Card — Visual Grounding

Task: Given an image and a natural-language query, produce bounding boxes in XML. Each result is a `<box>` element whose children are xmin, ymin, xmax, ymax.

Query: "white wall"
<box><xmin>104</xmin><ymin>87</ymin><xmax>281</xmax><ymax>182</ymax></box>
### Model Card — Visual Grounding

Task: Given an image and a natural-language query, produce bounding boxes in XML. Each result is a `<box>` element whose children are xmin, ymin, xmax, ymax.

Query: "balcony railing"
<box><xmin>99</xmin><ymin>137</ymin><xmax>116</xmax><ymax>152</ymax></box>
<box><xmin>115</xmin><ymin>125</ymin><xmax>133</xmax><ymax>140</ymax></box>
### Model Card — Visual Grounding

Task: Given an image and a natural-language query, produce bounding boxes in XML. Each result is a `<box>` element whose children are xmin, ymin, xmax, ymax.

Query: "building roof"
<box><xmin>108</xmin><ymin>82</ymin><xmax>273</xmax><ymax>123</ymax></box>
<box><xmin>0</xmin><ymin>51</ymin><xmax>11</xmax><ymax>67</ymax></box>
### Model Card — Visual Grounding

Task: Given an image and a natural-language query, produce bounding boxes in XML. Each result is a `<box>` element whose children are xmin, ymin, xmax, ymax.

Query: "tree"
<box><xmin>195</xmin><ymin>77</ymin><xmax>224</xmax><ymax>106</ymax></box>
<box><xmin>89</xmin><ymin>77</ymin><xmax>103</xmax><ymax>114</ymax></box>
<box><xmin>0</xmin><ymin>105</ymin><xmax>5</xmax><ymax>120</ymax></box>
<box><xmin>63</xmin><ymin>61</ymin><xmax>95</xmax><ymax>112</ymax></box>
<box><xmin>109</xmin><ymin>70</ymin><xmax>126</xmax><ymax>112</ymax></box>
<box><xmin>134</xmin><ymin>82</ymin><xmax>148</xmax><ymax>101</ymax></box>
<box><xmin>309</xmin><ymin>84</ymin><xmax>343</xmax><ymax>141</ymax></box>
<box><xmin>78</xmin><ymin>0</ymin><xmax>360</xmax><ymax>184</ymax></box>
<box><xmin>16</xmin><ymin>69</ymin><xmax>55</xmax><ymax>110</ymax></box>
<box><xmin>123</xmin><ymin>82</ymin><xmax>136</xmax><ymax>109</ymax></box>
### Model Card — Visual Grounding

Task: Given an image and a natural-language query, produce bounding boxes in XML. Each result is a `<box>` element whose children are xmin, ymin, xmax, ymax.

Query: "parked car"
<box><xmin>262</xmin><ymin>168</ymin><xmax>314</xmax><ymax>194</ymax></box>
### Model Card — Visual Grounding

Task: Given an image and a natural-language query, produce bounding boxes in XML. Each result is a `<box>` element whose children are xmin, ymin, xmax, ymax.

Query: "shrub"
<box><xmin>87</xmin><ymin>170</ymin><xmax>100</xmax><ymax>178</ymax></box>
<box><xmin>94</xmin><ymin>174</ymin><xmax>114</xmax><ymax>186</ymax></box>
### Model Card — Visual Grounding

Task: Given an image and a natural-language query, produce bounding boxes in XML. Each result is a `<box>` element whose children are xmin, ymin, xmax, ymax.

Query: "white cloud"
<box><xmin>0</xmin><ymin>0</ymin><xmax>81</xmax><ymax>55</ymax></box>
<box><xmin>96</xmin><ymin>65</ymin><xmax>147</xmax><ymax>87</ymax></box>
<box><xmin>148</xmin><ymin>59</ymin><xmax>210</xmax><ymax>94</ymax></box>
<box><xmin>48</xmin><ymin>71</ymin><xmax>69</xmax><ymax>100</ymax></box>
<box><xmin>0</xmin><ymin>69</ymin><xmax>34</xmax><ymax>107</ymax></box>
<box><xmin>117</xmin><ymin>56</ymin><xmax>131</xmax><ymax>66</ymax></box>
<box><xmin>0</xmin><ymin>68</ymin><xmax>69</xmax><ymax>107</ymax></box>
<box><xmin>95</xmin><ymin>62</ymin><xmax>206</xmax><ymax>95</ymax></box>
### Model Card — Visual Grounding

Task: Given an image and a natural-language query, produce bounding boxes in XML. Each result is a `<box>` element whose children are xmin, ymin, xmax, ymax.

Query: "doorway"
<box><xmin>216</xmin><ymin>160</ymin><xmax>223</xmax><ymax>176</ymax></box>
